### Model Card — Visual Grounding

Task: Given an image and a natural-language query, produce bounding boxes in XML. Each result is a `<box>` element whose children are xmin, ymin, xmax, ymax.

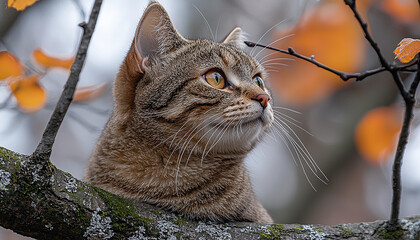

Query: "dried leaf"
<box><xmin>394</xmin><ymin>38</ymin><xmax>420</xmax><ymax>63</ymax></box>
<box><xmin>7</xmin><ymin>0</ymin><xmax>40</xmax><ymax>11</ymax></box>
<box><xmin>73</xmin><ymin>83</ymin><xmax>107</xmax><ymax>102</ymax></box>
<box><xmin>355</xmin><ymin>106</ymin><xmax>401</xmax><ymax>165</ymax></box>
<box><xmin>33</xmin><ymin>49</ymin><xmax>74</xmax><ymax>70</ymax></box>
<box><xmin>9</xmin><ymin>75</ymin><xmax>47</xmax><ymax>113</ymax></box>
<box><xmin>0</xmin><ymin>51</ymin><xmax>24</xmax><ymax>81</ymax></box>
<box><xmin>268</xmin><ymin>2</ymin><xmax>365</xmax><ymax>106</ymax></box>
<box><xmin>382</xmin><ymin>0</ymin><xmax>420</xmax><ymax>23</ymax></box>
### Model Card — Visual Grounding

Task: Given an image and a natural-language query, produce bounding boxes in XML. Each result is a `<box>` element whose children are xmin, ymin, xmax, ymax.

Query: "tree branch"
<box><xmin>244</xmin><ymin>41</ymin><xmax>413</xmax><ymax>82</ymax></box>
<box><xmin>390</xmin><ymin>55</ymin><xmax>420</xmax><ymax>227</ymax></box>
<box><xmin>31</xmin><ymin>0</ymin><xmax>103</xmax><ymax>163</ymax></box>
<box><xmin>343</xmin><ymin>0</ymin><xmax>408</xmax><ymax>101</ymax></box>
<box><xmin>1</xmin><ymin>147</ymin><xmax>419</xmax><ymax>239</ymax></box>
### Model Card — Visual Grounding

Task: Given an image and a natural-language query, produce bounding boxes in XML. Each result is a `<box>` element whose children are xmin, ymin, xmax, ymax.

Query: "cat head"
<box><xmin>114</xmin><ymin>2</ymin><xmax>274</xmax><ymax>155</ymax></box>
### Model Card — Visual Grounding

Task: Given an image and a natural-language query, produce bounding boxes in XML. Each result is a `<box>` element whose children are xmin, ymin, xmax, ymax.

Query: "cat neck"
<box><xmin>101</xmin><ymin>123</ymin><xmax>249</xmax><ymax>196</ymax></box>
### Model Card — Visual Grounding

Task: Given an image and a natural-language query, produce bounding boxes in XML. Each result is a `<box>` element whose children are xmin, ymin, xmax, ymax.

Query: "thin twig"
<box><xmin>0</xmin><ymin>92</ymin><xmax>14</xmax><ymax>109</ymax></box>
<box><xmin>409</xmin><ymin>58</ymin><xmax>420</xmax><ymax>96</ymax></box>
<box><xmin>390</xmin><ymin>55</ymin><xmax>420</xmax><ymax>227</ymax></box>
<box><xmin>31</xmin><ymin>0</ymin><xmax>103</xmax><ymax>163</ymax></box>
<box><xmin>244</xmin><ymin>41</ymin><xmax>387</xmax><ymax>81</ymax></box>
<box><xmin>343</xmin><ymin>0</ymin><xmax>408</xmax><ymax>101</ymax></box>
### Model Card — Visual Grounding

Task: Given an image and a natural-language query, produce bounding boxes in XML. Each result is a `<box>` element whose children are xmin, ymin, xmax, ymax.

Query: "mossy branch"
<box><xmin>1</xmin><ymin>147</ymin><xmax>420</xmax><ymax>239</ymax></box>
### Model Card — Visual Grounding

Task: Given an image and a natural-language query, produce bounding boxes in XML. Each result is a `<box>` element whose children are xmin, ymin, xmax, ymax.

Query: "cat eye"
<box><xmin>203</xmin><ymin>69</ymin><xmax>226</xmax><ymax>89</ymax></box>
<box><xmin>254</xmin><ymin>75</ymin><xmax>265</xmax><ymax>89</ymax></box>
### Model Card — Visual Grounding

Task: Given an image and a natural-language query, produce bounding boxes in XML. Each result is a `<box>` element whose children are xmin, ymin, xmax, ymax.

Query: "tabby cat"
<box><xmin>85</xmin><ymin>2</ymin><xmax>274</xmax><ymax>224</ymax></box>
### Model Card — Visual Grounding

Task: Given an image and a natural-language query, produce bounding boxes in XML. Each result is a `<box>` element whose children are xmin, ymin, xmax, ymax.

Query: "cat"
<box><xmin>85</xmin><ymin>2</ymin><xmax>274</xmax><ymax>224</ymax></box>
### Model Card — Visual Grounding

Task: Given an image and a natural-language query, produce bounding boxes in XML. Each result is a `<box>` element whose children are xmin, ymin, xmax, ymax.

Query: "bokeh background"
<box><xmin>0</xmin><ymin>0</ymin><xmax>419</xmax><ymax>239</ymax></box>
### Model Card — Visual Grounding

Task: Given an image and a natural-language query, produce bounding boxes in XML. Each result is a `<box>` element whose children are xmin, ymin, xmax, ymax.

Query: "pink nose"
<box><xmin>252</xmin><ymin>94</ymin><xmax>270</xmax><ymax>109</ymax></box>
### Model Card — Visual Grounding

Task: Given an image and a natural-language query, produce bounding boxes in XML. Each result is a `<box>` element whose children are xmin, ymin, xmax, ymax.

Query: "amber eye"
<box><xmin>254</xmin><ymin>75</ymin><xmax>265</xmax><ymax>89</ymax></box>
<box><xmin>203</xmin><ymin>70</ymin><xmax>225</xmax><ymax>89</ymax></box>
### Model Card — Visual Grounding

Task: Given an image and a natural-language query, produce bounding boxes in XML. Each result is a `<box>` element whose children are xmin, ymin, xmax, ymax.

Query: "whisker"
<box><xmin>215</xmin><ymin>16</ymin><xmax>221</xmax><ymax>41</ymax></box>
<box><xmin>257</xmin><ymin>51</ymin><xmax>280</xmax><ymax>63</ymax></box>
<box><xmin>272</xmin><ymin>121</ymin><xmax>318</xmax><ymax>189</ymax></box>
<box><xmin>250</xmin><ymin>19</ymin><xmax>288</xmax><ymax>57</ymax></box>
<box><xmin>272</xmin><ymin>106</ymin><xmax>302</xmax><ymax>114</ymax></box>
<box><xmin>193</xmin><ymin>5</ymin><xmax>215</xmax><ymax>42</ymax></box>
<box><xmin>182</xmin><ymin>113</ymin><xmax>225</xmax><ymax>168</ymax></box>
<box><xmin>271</xmin><ymin>118</ymin><xmax>328</xmax><ymax>189</ymax></box>
<box><xmin>260</xmin><ymin>57</ymin><xmax>295</xmax><ymax>66</ymax></box>
<box><xmin>165</xmin><ymin>110</ymin><xmax>220</xmax><ymax>170</ymax></box>
<box><xmin>258</xmin><ymin>51</ymin><xmax>294</xmax><ymax>64</ymax></box>
<box><xmin>254</xmin><ymin>33</ymin><xmax>295</xmax><ymax>60</ymax></box>
<box><xmin>177</xmin><ymin>112</ymin><xmax>224</xmax><ymax>160</ymax></box>
<box><xmin>201</xmin><ymin>118</ymin><xmax>235</xmax><ymax>165</ymax></box>
<box><xmin>174</xmin><ymin>112</ymin><xmax>223</xmax><ymax>195</ymax></box>
<box><xmin>273</xmin><ymin>119</ymin><xmax>316</xmax><ymax>170</ymax></box>
<box><xmin>262</xmin><ymin>62</ymin><xmax>289</xmax><ymax>67</ymax></box>
<box><xmin>204</xmin><ymin>119</ymin><xmax>236</xmax><ymax>159</ymax></box>
<box><xmin>273</xmin><ymin>109</ymin><xmax>301</xmax><ymax>124</ymax></box>
<box><xmin>274</xmin><ymin>112</ymin><xmax>313</xmax><ymax>137</ymax></box>
<box><xmin>269</xmin><ymin>127</ymin><xmax>298</xmax><ymax>166</ymax></box>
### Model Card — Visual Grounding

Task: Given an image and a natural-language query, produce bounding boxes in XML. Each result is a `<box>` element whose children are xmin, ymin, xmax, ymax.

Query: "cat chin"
<box><xmin>199</xmin><ymin>118</ymin><xmax>267</xmax><ymax>153</ymax></box>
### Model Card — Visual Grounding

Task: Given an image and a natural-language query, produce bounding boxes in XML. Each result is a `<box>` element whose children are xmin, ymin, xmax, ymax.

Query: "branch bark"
<box><xmin>1</xmin><ymin>147</ymin><xmax>419</xmax><ymax>239</ymax></box>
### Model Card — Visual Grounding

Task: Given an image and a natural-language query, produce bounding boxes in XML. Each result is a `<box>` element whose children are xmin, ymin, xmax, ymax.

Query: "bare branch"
<box><xmin>391</xmin><ymin>55</ymin><xmax>420</xmax><ymax>227</ymax></box>
<box><xmin>343</xmin><ymin>0</ymin><xmax>408</xmax><ymax>100</ymax></box>
<box><xmin>31</xmin><ymin>0</ymin><xmax>103</xmax><ymax>163</ymax></box>
<box><xmin>244</xmin><ymin>41</ymin><xmax>387</xmax><ymax>81</ymax></box>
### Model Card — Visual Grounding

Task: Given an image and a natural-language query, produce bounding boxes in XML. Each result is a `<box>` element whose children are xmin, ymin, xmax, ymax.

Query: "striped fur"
<box><xmin>85</xmin><ymin>2</ymin><xmax>274</xmax><ymax>224</ymax></box>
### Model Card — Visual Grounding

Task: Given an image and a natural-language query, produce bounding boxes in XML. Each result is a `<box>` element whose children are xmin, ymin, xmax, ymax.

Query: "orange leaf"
<box><xmin>33</xmin><ymin>49</ymin><xmax>74</xmax><ymax>70</ymax></box>
<box><xmin>394</xmin><ymin>38</ymin><xmax>420</xmax><ymax>63</ymax></box>
<box><xmin>9</xmin><ymin>75</ymin><xmax>47</xmax><ymax>113</ymax></box>
<box><xmin>267</xmin><ymin>2</ymin><xmax>365</xmax><ymax>106</ymax></box>
<box><xmin>7</xmin><ymin>0</ymin><xmax>40</xmax><ymax>11</ymax></box>
<box><xmin>382</xmin><ymin>0</ymin><xmax>420</xmax><ymax>24</ymax></box>
<box><xmin>73</xmin><ymin>83</ymin><xmax>107</xmax><ymax>102</ymax></box>
<box><xmin>0</xmin><ymin>51</ymin><xmax>24</xmax><ymax>81</ymax></box>
<box><xmin>355</xmin><ymin>106</ymin><xmax>402</xmax><ymax>165</ymax></box>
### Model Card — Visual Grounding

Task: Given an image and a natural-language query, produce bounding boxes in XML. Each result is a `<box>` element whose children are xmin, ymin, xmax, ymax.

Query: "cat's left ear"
<box><xmin>222</xmin><ymin>27</ymin><xmax>246</xmax><ymax>49</ymax></box>
<box><xmin>133</xmin><ymin>2</ymin><xmax>187</xmax><ymax>72</ymax></box>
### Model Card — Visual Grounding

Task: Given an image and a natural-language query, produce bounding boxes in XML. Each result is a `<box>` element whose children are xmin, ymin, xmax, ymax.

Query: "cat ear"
<box><xmin>222</xmin><ymin>27</ymin><xmax>246</xmax><ymax>49</ymax></box>
<box><xmin>134</xmin><ymin>2</ymin><xmax>186</xmax><ymax>70</ymax></box>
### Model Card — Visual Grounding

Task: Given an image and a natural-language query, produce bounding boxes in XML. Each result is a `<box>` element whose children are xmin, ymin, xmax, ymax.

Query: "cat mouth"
<box><xmin>240</xmin><ymin>117</ymin><xmax>263</xmax><ymax>127</ymax></box>
<box><xmin>209</xmin><ymin>117</ymin><xmax>263</xmax><ymax>129</ymax></box>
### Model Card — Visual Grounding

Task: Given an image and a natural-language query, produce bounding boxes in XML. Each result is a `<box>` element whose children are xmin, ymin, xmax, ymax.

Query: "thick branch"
<box><xmin>1</xmin><ymin>147</ymin><xmax>419</xmax><ymax>239</ymax></box>
<box><xmin>31</xmin><ymin>0</ymin><xmax>103</xmax><ymax>163</ymax></box>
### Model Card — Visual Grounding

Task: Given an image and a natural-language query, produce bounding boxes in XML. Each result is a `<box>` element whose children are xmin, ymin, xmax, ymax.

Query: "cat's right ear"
<box><xmin>133</xmin><ymin>2</ymin><xmax>187</xmax><ymax>72</ymax></box>
<box><xmin>222</xmin><ymin>27</ymin><xmax>246</xmax><ymax>49</ymax></box>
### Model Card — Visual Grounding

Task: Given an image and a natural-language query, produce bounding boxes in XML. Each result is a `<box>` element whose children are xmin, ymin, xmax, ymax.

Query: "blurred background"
<box><xmin>0</xmin><ymin>0</ymin><xmax>419</xmax><ymax>239</ymax></box>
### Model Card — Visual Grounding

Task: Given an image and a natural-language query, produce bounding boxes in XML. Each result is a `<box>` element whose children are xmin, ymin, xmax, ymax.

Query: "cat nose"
<box><xmin>252</xmin><ymin>94</ymin><xmax>270</xmax><ymax>109</ymax></box>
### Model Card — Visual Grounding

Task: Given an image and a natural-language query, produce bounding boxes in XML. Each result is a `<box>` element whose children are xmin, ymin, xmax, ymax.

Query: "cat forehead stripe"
<box><xmin>225</xmin><ymin>71</ymin><xmax>241</xmax><ymax>87</ymax></box>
